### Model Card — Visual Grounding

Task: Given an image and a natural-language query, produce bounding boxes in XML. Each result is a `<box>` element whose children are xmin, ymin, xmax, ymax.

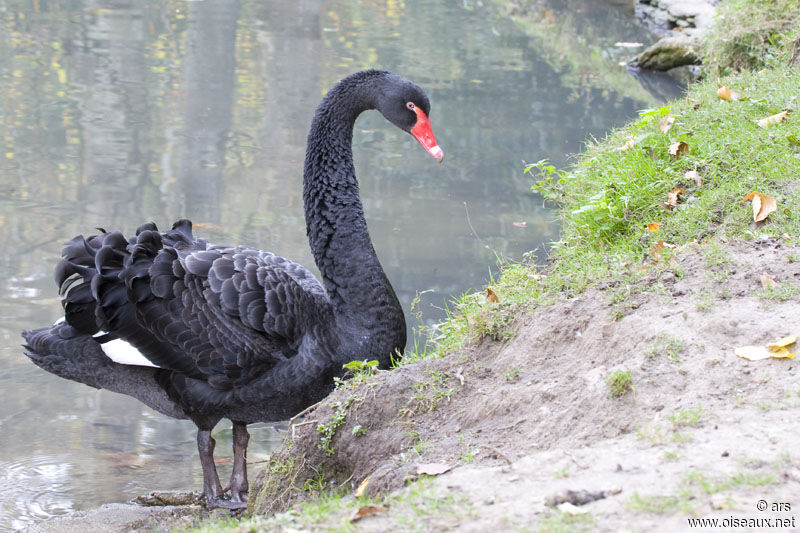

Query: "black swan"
<box><xmin>22</xmin><ymin>70</ymin><xmax>443</xmax><ymax>509</ymax></box>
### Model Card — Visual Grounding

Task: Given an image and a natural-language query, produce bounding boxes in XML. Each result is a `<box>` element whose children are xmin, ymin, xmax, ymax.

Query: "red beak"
<box><xmin>410</xmin><ymin>107</ymin><xmax>444</xmax><ymax>163</ymax></box>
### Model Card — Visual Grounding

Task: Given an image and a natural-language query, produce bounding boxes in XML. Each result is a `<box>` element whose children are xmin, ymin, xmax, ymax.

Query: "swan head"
<box><xmin>376</xmin><ymin>75</ymin><xmax>444</xmax><ymax>163</ymax></box>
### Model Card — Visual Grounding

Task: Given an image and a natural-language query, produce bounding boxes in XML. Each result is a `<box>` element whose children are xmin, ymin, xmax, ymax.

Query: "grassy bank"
<box><xmin>193</xmin><ymin>2</ymin><xmax>800</xmax><ymax>531</ymax></box>
<box><xmin>413</xmin><ymin>4</ymin><xmax>800</xmax><ymax>362</ymax></box>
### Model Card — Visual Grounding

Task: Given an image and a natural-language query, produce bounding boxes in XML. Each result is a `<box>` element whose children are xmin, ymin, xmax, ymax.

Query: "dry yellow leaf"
<box><xmin>760</xmin><ymin>273</ymin><xmax>778</xmax><ymax>289</ymax></box>
<box><xmin>617</xmin><ymin>137</ymin><xmax>636</xmax><ymax>151</ymax></box>
<box><xmin>659</xmin><ymin>115</ymin><xmax>675</xmax><ymax>134</ymax></box>
<box><xmin>486</xmin><ymin>288</ymin><xmax>499</xmax><ymax>303</ymax></box>
<box><xmin>647</xmin><ymin>222</ymin><xmax>661</xmax><ymax>232</ymax></box>
<box><xmin>736</xmin><ymin>335</ymin><xmax>798</xmax><ymax>361</ymax></box>
<box><xmin>684</xmin><ymin>170</ymin><xmax>702</xmax><ymax>187</ymax></box>
<box><xmin>651</xmin><ymin>240</ymin><xmax>676</xmax><ymax>256</ymax></box>
<box><xmin>668</xmin><ymin>141</ymin><xmax>689</xmax><ymax>159</ymax></box>
<box><xmin>757</xmin><ymin>110</ymin><xmax>791</xmax><ymax>128</ymax></box>
<box><xmin>355</xmin><ymin>476</ymin><xmax>370</xmax><ymax>498</ymax></box>
<box><xmin>741</xmin><ymin>191</ymin><xmax>777</xmax><ymax>222</ymax></box>
<box><xmin>717</xmin><ymin>84</ymin><xmax>740</xmax><ymax>101</ymax></box>
<box><xmin>768</xmin><ymin>335</ymin><xmax>797</xmax><ymax>350</ymax></box>
<box><xmin>735</xmin><ymin>345</ymin><xmax>796</xmax><ymax>360</ymax></box>
<box><xmin>664</xmin><ymin>187</ymin><xmax>685</xmax><ymax>208</ymax></box>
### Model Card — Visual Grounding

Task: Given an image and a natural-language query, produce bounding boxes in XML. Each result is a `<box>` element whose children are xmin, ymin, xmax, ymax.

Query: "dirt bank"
<box><xmin>235</xmin><ymin>238</ymin><xmax>799</xmax><ymax>531</ymax></box>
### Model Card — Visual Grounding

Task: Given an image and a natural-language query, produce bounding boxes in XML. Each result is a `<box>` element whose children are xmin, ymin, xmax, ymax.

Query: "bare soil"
<box><xmin>30</xmin><ymin>239</ymin><xmax>800</xmax><ymax>532</ymax></box>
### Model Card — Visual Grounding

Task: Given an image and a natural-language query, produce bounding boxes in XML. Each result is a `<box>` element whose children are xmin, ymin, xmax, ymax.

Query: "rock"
<box><xmin>664</xmin><ymin>64</ymin><xmax>702</xmax><ymax>84</ymax></box>
<box><xmin>636</xmin><ymin>0</ymin><xmax>717</xmax><ymax>36</ymax></box>
<box><xmin>632</xmin><ymin>35</ymin><xmax>701</xmax><ymax>71</ymax></box>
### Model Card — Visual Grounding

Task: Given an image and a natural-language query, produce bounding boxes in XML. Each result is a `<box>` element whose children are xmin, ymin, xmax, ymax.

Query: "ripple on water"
<box><xmin>0</xmin><ymin>456</ymin><xmax>74</xmax><ymax>530</ymax></box>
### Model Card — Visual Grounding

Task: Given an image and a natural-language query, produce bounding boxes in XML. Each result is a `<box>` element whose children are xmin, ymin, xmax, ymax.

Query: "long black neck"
<box><xmin>302</xmin><ymin>71</ymin><xmax>404</xmax><ymax>337</ymax></box>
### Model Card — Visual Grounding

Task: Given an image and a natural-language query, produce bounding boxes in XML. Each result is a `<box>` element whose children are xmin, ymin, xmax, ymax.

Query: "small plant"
<box><xmin>269</xmin><ymin>456</ymin><xmax>295</xmax><ymax>476</ymax></box>
<box><xmin>352</xmin><ymin>425</ymin><xmax>368</xmax><ymax>437</ymax></box>
<box><xmin>627</xmin><ymin>490</ymin><xmax>692</xmax><ymax>514</ymax></box>
<box><xmin>664</xmin><ymin>450</ymin><xmax>679</xmax><ymax>461</ymax></box>
<box><xmin>316</xmin><ymin>395</ymin><xmax>361</xmax><ymax>456</ymax></box>
<box><xmin>409</xmin><ymin>369</ymin><xmax>455</xmax><ymax>413</ymax></box>
<box><xmin>606</xmin><ymin>369</ymin><xmax>634</xmax><ymax>398</ymax></box>
<box><xmin>335</xmin><ymin>359</ymin><xmax>380</xmax><ymax>389</ymax></box>
<box><xmin>302</xmin><ymin>465</ymin><xmax>327</xmax><ymax>494</ymax></box>
<box><xmin>504</xmin><ymin>367</ymin><xmax>521</xmax><ymax>381</ymax></box>
<box><xmin>758</xmin><ymin>281</ymin><xmax>800</xmax><ymax>303</ymax></box>
<box><xmin>460</xmin><ymin>447</ymin><xmax>477</xmax><ymax>463</ymax></box>
<box><xmin>644</xmin><ymin>333</ymin><xmax>685</xmax><ymax>362</ymax></box>
<box><xmin>537</xmin><ymin>508</ymin><xmax>595</xmax><ymax>533</ymax></box>
<box><xmin>695</xmin><ymin>288</ymin><xmax>716</xmax><ymax>311</ymax></box>
<box><xmin>554</xmin><ymin>464</ymin><xmax>570</xmax><ymax>478</ymax></box>
<box><xmin>670</xmin><ymin>405</ymin><xmax>703</xmax><ymax>427</ymax></box>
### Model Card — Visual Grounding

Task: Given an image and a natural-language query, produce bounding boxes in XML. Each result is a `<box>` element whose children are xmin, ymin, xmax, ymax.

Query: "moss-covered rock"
<box><xmin>632</xmin><ymin>35</ymin><xmax>701</xmax><ymax>70</ymax></box>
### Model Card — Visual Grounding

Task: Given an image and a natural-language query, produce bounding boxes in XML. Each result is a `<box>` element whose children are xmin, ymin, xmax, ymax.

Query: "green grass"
<box><xmin>702</xmin><ymin>0</ymin><xmax>800</xmax><ymax>75</ymax></box>
<box><xmin>628</xmin><ymin>490</ymin><xmax>694</xmax><ymax>514</ymax></box>
<box><xmin>606</xmin><ymin>369</ymin><xmax>634</xmax><ymax>398</ymax></box>
<box><xmin>644</xmin><ymin>333</ymin><xmax>685</xmax><ymax>362</ymax></box>
<box><xmin>537</xmin><ymin>508</ymin><xmax>595</xmax><ymax>533</ymax></box>
<box><xmin>670</xmin><ymin>405</ymin><xmax>704</xmax><ymax>428</ymax></box>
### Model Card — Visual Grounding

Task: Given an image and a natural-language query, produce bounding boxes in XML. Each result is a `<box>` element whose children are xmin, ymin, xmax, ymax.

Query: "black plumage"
<box><xmin>22</xmin><ymin>70</ymin><xmax>443</xmax><ymax>509</ymax></box>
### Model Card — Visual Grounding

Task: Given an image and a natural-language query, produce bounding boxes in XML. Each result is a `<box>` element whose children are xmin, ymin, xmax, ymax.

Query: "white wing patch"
<box><xmin>99</xmin><ymin>338</ymin><xmax>160</xmax><ymax>368</ymax></box>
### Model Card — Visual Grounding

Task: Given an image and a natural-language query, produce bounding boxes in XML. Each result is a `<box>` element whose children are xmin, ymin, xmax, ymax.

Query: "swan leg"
<box><xmin>225</xmin><ymin>421</ymin><xmax>249</xmax><ymax>505</ymax></box>
<box><xmin>196</xmin><ymin>429</ymin><xmax>245</xmax><ymax>509</ymax></box>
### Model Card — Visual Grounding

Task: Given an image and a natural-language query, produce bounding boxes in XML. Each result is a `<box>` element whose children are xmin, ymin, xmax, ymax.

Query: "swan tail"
<box><xmin>51</xmin><ymin>220</ymin><xmax>202</xmax><ymax>376</ymax></box>
<box><xmin>22</xmin><ymin>323</ymin><xmax>186</xmax><ymax>419</ymax></box>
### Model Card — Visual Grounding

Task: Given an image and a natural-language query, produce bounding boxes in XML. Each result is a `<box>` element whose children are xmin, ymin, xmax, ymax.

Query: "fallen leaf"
<box><xmin>651</xmin><ymin>240</ymin><xmax>677</xmax><ymax>256</ymax></box>
<box><xmin>757</xmin><ymin>110</ymin><xmax>791</xmax><ymax>128</ymax></box>
<box><xmin>664</xmin><ymin>187</ymin><xmax>685</xmax><ymax>208</ymax></box>
<box><xmin>659</xmin><ymin>115</ymin><xmax>675</xmax><ymax>134</ymax></box>
<box><xmin>760</xmin><ymin>273</ymin><xmax>778</xmax><ymax>289</ymax></box>
<box><xmin>486</xmin><ymin>288</ymin><xmax>499</xmax><ymax>303</ymax></box>
<box><xmin>512</xmin><ymin>221</ymin><xmax>528</xmax><ymax>228</ymax></box>
<box><xmin>787</xmin><ymin>134</ymin><xmax>800</xmax><ymax>146</ymax></box>
<box><xmin>668</xmin><ymin>141</ymin><xmax>689</xmax><ymax>159</ymax></box>
<box><xmin>717</xmin><ymin>84</ymin><xmax>739</xmax><ymax>101</ymax></box>
<box><xmin>741</xmin><ymin>191</ymin><xmax>777</xmax><ymax>222</ymax></box>
<box><xmin>735</xmin><ymin>346</ymin><xmax>772</xmax><ymax>361</ymax></box>
<box><xmin>416</xmin><ymin>463</ymin><xmax>452</xmax><ymax>476</ymax></box>
<box><xmin>768</xmin><ymin>335</ymin><xmax>797</xmax><ymax>350</ymax></box>
<box><xmin>617</xmin><ymin>137</ymin><xmax>636</xmax><ymax>151</ymax></box>
<box><xmin>736</xmin><ymin>345</ymin><xmax>796</xmax><ymax>361</ymax></box>
<box><xmin>736</xmin><ymin>335</ymin><xmax>797</xmax><ymax>360</ymax></box>
<box><xmin>349</xmin><ymin>505</ymin><xmax>385</xmax><ymax>522</ymax></box>
<box><xmin>684</xmin><ymin>170</ymin><xmax>702</xmax><ymax>187</ymax></box>
<box><xmin>355</xmin><ymin>476</ymin><xmax>370</xmax><ymax>498</ymax></box>
<box><xmin>647</xmin><ymin>222</ymin><xmax>661</xmax><ymax>232</ymax></box>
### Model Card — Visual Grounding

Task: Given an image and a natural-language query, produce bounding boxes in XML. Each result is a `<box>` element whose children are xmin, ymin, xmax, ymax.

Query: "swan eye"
<box><xmin>406</xmin><ymin>101</ymin><xmax>416</xmax><ymax>110</ymax></box>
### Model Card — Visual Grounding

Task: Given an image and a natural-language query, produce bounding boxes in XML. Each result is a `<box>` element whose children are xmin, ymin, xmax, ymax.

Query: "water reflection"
<box><xmin>0</xmin><ymin>0</ymin><xmax>661</xmax><ymax>526</ymax></box>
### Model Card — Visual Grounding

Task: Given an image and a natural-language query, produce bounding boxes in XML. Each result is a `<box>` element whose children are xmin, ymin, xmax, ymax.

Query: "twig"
<box><xmin>290</xmin><ymin>399</ymin><xmax>323</xmax><ymax>425</ymax></box>
<box><xmin>463</xmin><ymin>201</ymin><xmax>487</xmax><ymax>248</ymax></box>
<box><xmin>291</xmin><ymin>420</ymin><xmax>315</xmax><ymax>439</ymax></box>
<box><xmin>479</xmin><ymin>444</ymin><xmax>513</xmax><ymax>466</ymax></box>
<box><xmin>336</xmin><ymin>473</ymin><xmax>354</xmax><ymax>490</ymax></box>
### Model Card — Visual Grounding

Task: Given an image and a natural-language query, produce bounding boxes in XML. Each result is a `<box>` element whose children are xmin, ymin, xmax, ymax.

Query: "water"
<box><xmin>0</xmin><ymin>0</ymin><xmax>670</xmax><ymax>528</ymax></box>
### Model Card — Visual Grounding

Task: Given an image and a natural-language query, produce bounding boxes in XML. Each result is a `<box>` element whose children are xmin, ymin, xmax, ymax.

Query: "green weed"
<box><xmin>606</xmin><ymin>369</ymin><xmax>634</xmax><ymax>398</ymax></box>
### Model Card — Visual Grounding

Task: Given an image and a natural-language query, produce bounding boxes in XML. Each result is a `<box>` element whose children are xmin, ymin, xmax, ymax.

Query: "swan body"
<box><xmin>22</xmin><ymin>70</ymin><xmax>442</xmax><ymax>509</ymax></box>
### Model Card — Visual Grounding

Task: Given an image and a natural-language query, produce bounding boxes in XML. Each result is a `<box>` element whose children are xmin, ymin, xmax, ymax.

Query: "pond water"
<box><xmin>0</xmin><ymin>0</ymin><xmax>674</xmax><ymax>528</ymax></box>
